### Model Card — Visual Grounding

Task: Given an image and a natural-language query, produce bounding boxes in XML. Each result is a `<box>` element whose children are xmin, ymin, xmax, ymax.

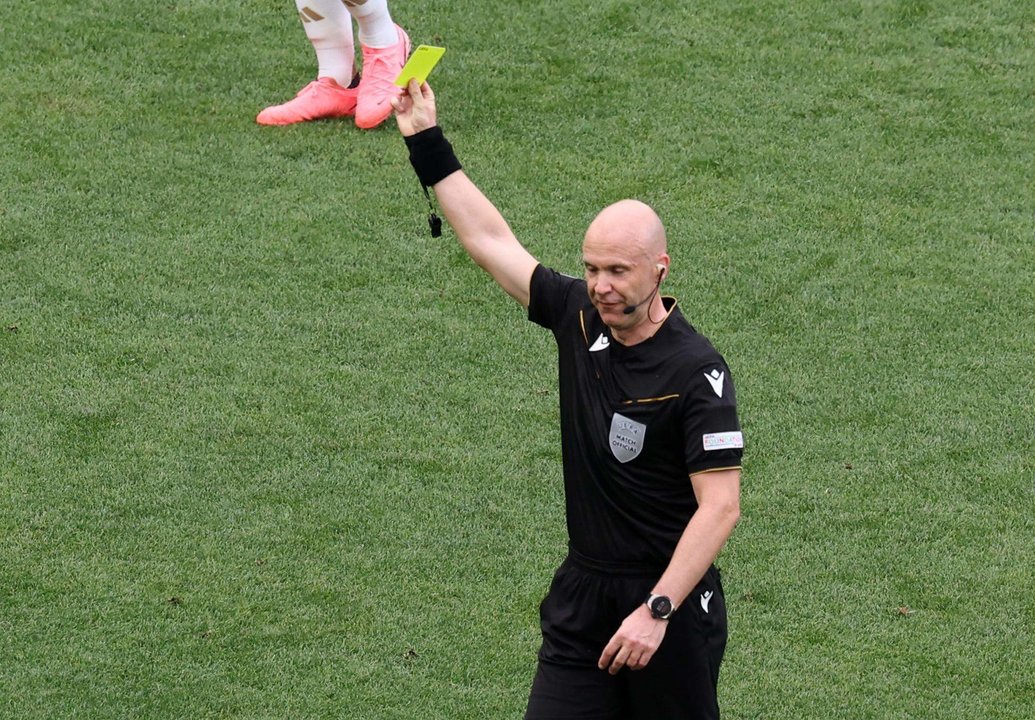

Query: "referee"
<box><xmin>393</xmin><ymin>81</ymin><xmax>744</xmax><ymax>720</ymax></box>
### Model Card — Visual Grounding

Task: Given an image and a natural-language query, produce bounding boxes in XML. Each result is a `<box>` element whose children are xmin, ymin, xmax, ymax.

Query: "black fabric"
<box><xmin>525</xmin><ymin>558</ymin><xmax>727</xmax><ymax>720</ymax></box>
<box><xmin>404</xmin><ymin>125</ymin><xmax>462</xmax><ymax>187</ymax></box>
<box><xmin>527</xmin><ymin>265</ymin><xmax>743</xmax><ymax>567</ymax></box>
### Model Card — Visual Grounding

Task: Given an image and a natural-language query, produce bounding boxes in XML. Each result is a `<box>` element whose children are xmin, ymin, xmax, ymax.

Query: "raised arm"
<box><xmin>392</xmin><ymin>80</ymin><xmax>539</xmax><ymax>307</ymax></box>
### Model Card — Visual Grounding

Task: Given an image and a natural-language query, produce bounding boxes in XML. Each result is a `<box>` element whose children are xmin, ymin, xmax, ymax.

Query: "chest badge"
<box><xmin>609</xmin><ymin>412</ymin><xmax>646</xmax><ymax>463</ymax></box>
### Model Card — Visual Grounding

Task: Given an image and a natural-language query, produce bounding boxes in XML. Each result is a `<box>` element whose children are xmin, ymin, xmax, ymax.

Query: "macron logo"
<box><xmin>704</xmin><ymin>369</ymin><xmax>725</xmax><ymax>397</ymax></box>
<box><xmin>701</xmin><ymin>591</ymin><xmax>714</xmax><ymax>614</ymax></box>
<box><xmin>589</xmin><ymin>334</ymin><xmax>610</xmax><ymax>352</ymax></box>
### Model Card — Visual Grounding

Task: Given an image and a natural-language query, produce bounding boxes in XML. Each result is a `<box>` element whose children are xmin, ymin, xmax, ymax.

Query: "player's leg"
<box><xmin>256</xmin><ymin>0</ymin><xmax>360</xmax><ymax>125</ymax></box>
<box><xmin>625</xmin><ymin>568</ymin><xmax>728</xmax><ymax>720</ymax></box>
<box><xmin>345</xmin><ymin>0</ymin><xmax>410</xmax><ymax>129</ymax></box>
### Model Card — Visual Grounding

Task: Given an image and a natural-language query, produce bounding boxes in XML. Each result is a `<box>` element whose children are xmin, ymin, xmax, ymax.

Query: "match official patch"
<box><xmin>609</xmin><ymin>413</ymin><xmax>646</xmax><ymax>463</ymax></box>
<box><xmin>702</xmin><ymin>431</ymin><xmax>743</xmax><ymax>451</ymax></box>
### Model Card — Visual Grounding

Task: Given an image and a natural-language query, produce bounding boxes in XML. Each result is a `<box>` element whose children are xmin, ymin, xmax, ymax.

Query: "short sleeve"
<box><xmin>528</xmin><ymin>264</ymin><xmax>584</xmax><ymax>332</ymax></box>
<box><xmin>682</xmin><ymin>360</ymin><xmax>744</xmax><ymax>475</ymax></box>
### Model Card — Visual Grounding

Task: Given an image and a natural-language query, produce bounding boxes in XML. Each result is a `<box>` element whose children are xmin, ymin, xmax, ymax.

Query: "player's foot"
<box><xmin>256</xmin><ymin>76</ymin><xmax>360</xmax><ymax>126</ymax></box>
<box><xmin>355</xmin><ymin>24</ymin><xmax>411</xmax><ymax>129</ymax></box>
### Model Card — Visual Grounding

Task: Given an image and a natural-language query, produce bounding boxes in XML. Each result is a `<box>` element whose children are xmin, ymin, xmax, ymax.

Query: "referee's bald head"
<box><xmin>584</xmin><ymin>200</ymin><xmax>667</xmax><ymax>259</ymax></box>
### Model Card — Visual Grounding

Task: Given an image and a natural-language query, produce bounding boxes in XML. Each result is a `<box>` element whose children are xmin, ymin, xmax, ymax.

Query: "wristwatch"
<box><xmin>645</xmin><ymin>593</ymin><xmax>675</xmax><ymax>620</ymax></box>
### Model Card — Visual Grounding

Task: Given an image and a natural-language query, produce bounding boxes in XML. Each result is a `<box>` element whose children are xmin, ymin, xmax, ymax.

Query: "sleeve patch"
<box><xmin>703</xmin><ymin>431</ymin><xmax>744</xmax><ymax>451</ymax></box>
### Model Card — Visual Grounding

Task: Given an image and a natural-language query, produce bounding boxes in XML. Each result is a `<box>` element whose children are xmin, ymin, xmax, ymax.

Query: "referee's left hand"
<box><xmin>598</xmin><ymin>604</ymin><xmax>668</xmax><ymax>674</ymax></box>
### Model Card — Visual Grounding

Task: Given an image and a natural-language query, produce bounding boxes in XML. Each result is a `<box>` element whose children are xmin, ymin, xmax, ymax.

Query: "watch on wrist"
<box><xmin>645</xmin><ymin>593</ymin><xmax>675</xmax><ymax>620</ymax></box>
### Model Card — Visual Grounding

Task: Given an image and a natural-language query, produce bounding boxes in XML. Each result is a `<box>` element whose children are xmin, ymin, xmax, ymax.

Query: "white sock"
<box><xmin>296</xmin><ymin>0</ymin><xmax>355</xmax><ymax>85</ymax></box>
<box><xmin>344</xmin><ymin>0</ymin><xmax>398</xmax><ymax>49</ymax></box>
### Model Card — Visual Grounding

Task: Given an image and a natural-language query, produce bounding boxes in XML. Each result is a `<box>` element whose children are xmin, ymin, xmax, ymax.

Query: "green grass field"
<box><xmin>2</xmin><ymin>1</ymin><xmax>1032</xmax><ymax>717</ymax></box>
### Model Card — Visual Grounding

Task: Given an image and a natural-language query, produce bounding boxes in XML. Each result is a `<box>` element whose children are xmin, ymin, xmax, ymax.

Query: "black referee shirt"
<box><xmin>528</xmin><ymin>264</ymin><xmax>743</xmax><ymax>569</ymax></box>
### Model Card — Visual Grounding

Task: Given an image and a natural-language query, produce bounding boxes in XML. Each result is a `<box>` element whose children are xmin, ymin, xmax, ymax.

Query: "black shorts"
<box><xmin>525</xmin><ymin>552</ymin><xmax>727</xmax><ymax>720</ymax></box>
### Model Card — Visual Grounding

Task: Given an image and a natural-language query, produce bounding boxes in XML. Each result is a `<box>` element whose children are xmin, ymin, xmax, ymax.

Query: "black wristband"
<box><xmin>404</xmin><ymin>126</ymin><xmax>462</xmax><ymax>187</ymax></box>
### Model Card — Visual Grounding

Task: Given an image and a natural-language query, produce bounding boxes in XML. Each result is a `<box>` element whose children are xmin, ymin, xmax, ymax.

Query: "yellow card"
<box><xmin>394</xmin><ymin>45</ymin><xmax>446</xmax><ymax>88</ymax></box>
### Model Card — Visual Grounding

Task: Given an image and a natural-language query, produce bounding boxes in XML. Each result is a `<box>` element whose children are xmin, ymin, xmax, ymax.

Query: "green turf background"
<box><xmin>2</xmin><ymin>1</ymin><xmax>1032</xmax><ymax>717</ymax></box>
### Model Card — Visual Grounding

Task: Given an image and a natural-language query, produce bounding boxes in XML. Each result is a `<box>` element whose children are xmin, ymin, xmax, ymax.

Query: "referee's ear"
<box><xmin>656</xmin><ymin>263</ymin><xmax>668</xmax><ymax>281</ymax></box>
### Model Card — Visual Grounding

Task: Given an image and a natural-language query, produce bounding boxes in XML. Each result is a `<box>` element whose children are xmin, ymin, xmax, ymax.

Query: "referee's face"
<box><xmin>582</xmin><ymin>242</ymin><xmax>655</xmax><ymax>331</ymax></box>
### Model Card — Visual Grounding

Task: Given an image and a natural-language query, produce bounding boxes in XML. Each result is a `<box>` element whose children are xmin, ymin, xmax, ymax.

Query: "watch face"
<box><xmin>650</xmin><ymin>596</ymin><xmax>673</xmax><ymax>618</ymax></box>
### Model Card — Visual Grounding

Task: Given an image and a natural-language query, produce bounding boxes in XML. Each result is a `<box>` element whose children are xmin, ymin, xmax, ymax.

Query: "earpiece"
<box><xmin>623</xmin><ymin>264</ymin><xmax>668</xmax><ymax>315</ymax></box>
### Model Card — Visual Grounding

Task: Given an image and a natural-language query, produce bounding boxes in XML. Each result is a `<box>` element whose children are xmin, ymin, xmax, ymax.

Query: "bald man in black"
<box><xmin>394</xmin><ymin>82</ymin><xmax>743</xmax><ymax>720</ymax></box>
